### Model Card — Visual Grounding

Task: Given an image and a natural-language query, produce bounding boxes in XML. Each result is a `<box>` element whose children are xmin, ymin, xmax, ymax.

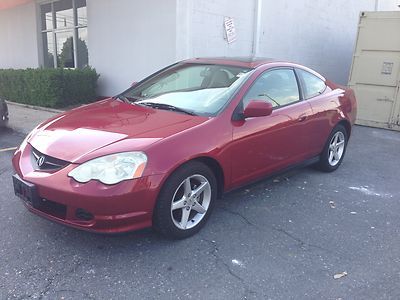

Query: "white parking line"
<box><xmin>0</xmin><ymin>147</ymin><xmax>17</xmax><ymax>153</ymax></box>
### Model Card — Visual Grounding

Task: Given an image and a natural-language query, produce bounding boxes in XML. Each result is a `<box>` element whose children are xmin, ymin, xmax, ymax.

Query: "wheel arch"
<box><xmin>337</xmin><ymin>119</ymin><xmax>352</xmax><ymax>138</ymax></box>
<box><xmin>192</xmin><ymin>156</ymin><xmax>225</xmax><ymax>199</ymax></box>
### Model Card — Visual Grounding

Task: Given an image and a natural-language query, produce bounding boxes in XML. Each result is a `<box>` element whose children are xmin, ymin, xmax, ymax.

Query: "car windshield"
<box><xmin>121</xmin><ymin>63</ymin><xmax>253</xmax><ymax>116</ymax></box>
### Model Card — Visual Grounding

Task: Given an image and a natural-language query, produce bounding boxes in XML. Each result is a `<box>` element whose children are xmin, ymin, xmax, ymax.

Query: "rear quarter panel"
<box><xmin>306</xmin><ymin>81</ymin><xmax>357</xmax><ymax>155</ymax></box>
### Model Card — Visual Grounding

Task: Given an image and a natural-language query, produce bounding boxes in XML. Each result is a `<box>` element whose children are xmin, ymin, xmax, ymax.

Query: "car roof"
<box><xmin>182</xmin><ymin>57</ymin><xmax>326</xmax><ymax>81</ymax></box>
<box><xmin>182</xmin><ymin>57</ymin><xmax>281</xmax><ymax>69</ymax></box>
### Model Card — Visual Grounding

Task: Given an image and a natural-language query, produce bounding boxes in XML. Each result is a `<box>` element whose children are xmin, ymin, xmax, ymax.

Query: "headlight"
<box><xmin>68</xmin><ymin>152</ymin><xmax>147</xmax><ymax>185</ymax></box>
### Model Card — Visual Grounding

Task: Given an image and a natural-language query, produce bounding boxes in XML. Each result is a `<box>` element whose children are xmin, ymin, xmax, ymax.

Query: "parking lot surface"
<box><xmin>0</xmin><ymin>125</ymin><xmax>399</xmax><ymax>299</ymax></box>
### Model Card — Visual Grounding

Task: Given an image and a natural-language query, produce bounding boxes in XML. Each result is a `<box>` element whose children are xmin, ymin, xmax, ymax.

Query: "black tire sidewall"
<box><xmin>153</xmin><ymin>161</ymin><xmax>217</xmax><ymax>239</ymax></box>
<box><xmin>318</xmin><ymin>125</ymin><xmax>348</xmax><ymax>172</ymax></box>
<box><xmin>0</xmin><ymin>116</ymin><xmax>7</xmax><ymax>127</ymax></box>
<box><xmin>0</xmin><ymin>101</ymin><xmax>8</xmax><ymax>127</ymax></box>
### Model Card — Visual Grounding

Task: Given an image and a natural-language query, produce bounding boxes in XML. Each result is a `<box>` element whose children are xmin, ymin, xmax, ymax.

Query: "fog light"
<box><xmin>75</xmin><ymin>208</ymin><xmax>94</xmax><ymax>221</ymax></box>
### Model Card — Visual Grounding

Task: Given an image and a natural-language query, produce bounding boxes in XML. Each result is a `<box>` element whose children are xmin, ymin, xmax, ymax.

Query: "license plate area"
<box><xmin>12</xmin><ymin>174</ymin><xmax>41</xmax><ymax>208</ymax></box>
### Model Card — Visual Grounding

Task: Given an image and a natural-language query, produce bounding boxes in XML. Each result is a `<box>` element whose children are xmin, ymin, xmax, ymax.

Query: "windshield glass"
<box><xmin>121</xmin><ymin>63</ymin><xmax>253</xmax><ymax>116</ymax></box>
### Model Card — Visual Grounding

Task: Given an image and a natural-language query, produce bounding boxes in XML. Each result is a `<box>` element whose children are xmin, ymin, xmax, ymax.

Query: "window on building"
<box><xmin>243</xmin><ymin>69</ymin><xmax>300</xmax><ymax>107</ymax></box>
<box><xmin>40</xmin><ymin>0</ymin><xmax>88</xmax><ymax>69</ymax></box>
<box><xmin>297</xmin><ymin>69</ymin><xmax>326</xmax><ymax>99</ymax></box>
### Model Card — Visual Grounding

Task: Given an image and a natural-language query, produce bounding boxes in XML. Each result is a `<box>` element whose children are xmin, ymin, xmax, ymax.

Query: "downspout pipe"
<box><xmin>252</xmin><ymin>0</ymin><xmax>262</xmax><ymax>57</ymax></box>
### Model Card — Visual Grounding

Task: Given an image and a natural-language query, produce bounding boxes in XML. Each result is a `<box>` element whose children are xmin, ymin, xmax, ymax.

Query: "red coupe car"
<box><xmin>12</xmin><ymin>57</ymin><xmax>357</xmax><ymax>238</ymax></box>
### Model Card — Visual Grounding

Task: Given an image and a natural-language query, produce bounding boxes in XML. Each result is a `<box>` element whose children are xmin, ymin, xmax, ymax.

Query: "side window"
<box><xmin>297</xmin><ymin>69</ymin><xmax>326</xmax><ymax>99</ymax></box>
<box><xmin>243</xmin><ymin>69</ymin><xmax>300</xmax><ymax>108</ymax></box>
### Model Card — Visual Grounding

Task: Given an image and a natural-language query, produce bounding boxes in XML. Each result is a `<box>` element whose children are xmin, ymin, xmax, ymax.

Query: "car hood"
<box><xmin>28</xmin><ymin>98</ymin><xmax>208</xmax><ymax>162</ymax></box>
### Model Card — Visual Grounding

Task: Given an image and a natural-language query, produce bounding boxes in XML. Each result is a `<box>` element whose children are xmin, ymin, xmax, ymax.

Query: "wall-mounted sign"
<box><xmin>381</xmin><ymin>62</ymin><xmax>394</xmax><ymax>75</ymax></box>
<box><xmin>224</xmin><ymin>17</ymin><xmax>236</xmax><ymax>44</ymax></box>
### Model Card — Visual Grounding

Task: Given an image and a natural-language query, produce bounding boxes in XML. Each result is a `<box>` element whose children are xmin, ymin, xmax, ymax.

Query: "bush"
<box><xmin>0</xmin><ymin>68</ymin><xmax>99</xmax><ymax>108</ymax></box>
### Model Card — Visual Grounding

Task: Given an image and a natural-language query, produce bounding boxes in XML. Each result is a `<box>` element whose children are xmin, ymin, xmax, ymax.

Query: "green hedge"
<box><xmin>0</xmin><ymin>68</ymin><xmax>99</xmax><ymax>108</ymax></box>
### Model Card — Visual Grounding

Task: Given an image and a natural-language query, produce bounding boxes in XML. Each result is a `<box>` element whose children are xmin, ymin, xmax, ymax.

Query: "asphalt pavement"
<box><xmin>0</xmin><ymin>124</ymin><xmax>399</xmax><ymax>300</ymax></box>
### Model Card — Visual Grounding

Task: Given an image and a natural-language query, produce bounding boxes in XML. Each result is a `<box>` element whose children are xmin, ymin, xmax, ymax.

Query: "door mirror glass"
<box><xmin>243</xmin><ymin>100</ymin><xmax>273</xmax><ymax>118</ymax></box>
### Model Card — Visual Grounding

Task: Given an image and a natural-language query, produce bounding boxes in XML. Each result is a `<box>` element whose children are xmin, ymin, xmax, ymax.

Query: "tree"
<box><xmin>58</xmin><ymin>36</ymin><xmax>88</xmax><ymax>68</ymax></box>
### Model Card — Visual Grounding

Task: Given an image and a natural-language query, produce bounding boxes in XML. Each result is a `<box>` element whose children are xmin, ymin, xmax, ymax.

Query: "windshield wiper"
<box><xmin>113</xmin><ymin>94</ymin><xmax>131</xmax><ymax>103</ymax></box>
<box><xmin>137</xmin><ymin>102</ymin><xmax>197</xmax><ymax>116</ymax></box>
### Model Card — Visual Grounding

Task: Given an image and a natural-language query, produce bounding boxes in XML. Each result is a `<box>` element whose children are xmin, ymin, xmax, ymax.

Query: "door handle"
<box><xmin>298</xmin><ymin>114</ymin><xmax>307</xmax><ymax>122</ymax></box>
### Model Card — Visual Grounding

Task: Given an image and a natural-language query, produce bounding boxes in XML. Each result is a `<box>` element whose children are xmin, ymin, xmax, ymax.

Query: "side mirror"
<box><xmin>131</xmin><ymin>81</ymin><xmax>138</xmax><ymax>87</ymax></box>
<box><xmin>243</xmin><ymin>100</ymin><xmax>273</xmax><ymax>118</ymax></box>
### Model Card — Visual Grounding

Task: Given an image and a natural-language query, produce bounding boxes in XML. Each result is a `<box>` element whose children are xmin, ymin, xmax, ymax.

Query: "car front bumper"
<box><xmin>12</xmin><ymin>143</ymin><xmax>164</xmax><ymax>233</ymax></box>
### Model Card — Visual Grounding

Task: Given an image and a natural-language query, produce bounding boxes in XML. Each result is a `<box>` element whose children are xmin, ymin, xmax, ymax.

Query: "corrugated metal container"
<box><xmin>348</xmin><ymin>11</ymin><xmax>400</xmax><ymax>131</ymax></box>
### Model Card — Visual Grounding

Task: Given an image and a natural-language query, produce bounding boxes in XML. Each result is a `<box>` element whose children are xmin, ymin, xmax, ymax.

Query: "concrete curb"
<box><xmin>5</xmin><ymin>100</ymin><xmax>65</xmax><ymax>114</ymax></box>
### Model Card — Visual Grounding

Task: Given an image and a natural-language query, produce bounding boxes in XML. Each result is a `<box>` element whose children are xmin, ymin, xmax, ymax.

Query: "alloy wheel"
<box><xmin>170</xmin><ymin>174</ymin><xmax>211</xmax><ymax>230</ymax></box>
<box><xmin>328</xmin><ymin>131</ymin><xmax>345</xmax><ymax>166</ymax></box>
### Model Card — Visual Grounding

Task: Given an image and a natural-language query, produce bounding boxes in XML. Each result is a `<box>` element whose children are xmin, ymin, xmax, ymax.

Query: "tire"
<box><xmin>153</xmin><ymin>161</ymin><xmax>217</xmax><ymax>239</ymax></box>
<box><xmin>0</xmin><ymin>100</ymin><xmax>8</xmax><ymax>128</ymax></box>
<box><xmin>315</xmin><ymin>124</ymin><xmax>348</xmax><ymax>172</ymax></box>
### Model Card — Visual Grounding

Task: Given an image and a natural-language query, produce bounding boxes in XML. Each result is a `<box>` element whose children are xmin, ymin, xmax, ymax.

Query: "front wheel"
<box><xmin>315</xmin><ymin>124</ymin><xmax>348</xmax><ymax>172</ymax></box>
<box><xmin>153</xmin><ymin>161</ymin><xmax>217</xmax><ymax>239</ymax></box>
<box><xmin>0</xmin><ymin>101</ymin><xmax>8</xmax><ymax>128</ymax></box>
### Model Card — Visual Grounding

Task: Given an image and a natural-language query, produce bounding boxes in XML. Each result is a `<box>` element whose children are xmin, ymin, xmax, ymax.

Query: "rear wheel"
<box><xmin>153</xmin><ymin>161</ymin><xmax>217</xmax><ymax>239</ymax></box>
<box><xmin>316</xmin><ymin>124</ymin><xmax>348</xmax><ymax>172</ymax></box>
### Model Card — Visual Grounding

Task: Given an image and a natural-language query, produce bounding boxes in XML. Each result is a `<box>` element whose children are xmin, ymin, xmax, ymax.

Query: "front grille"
<box><xmin>31</xmin><ymin>147</ymin><xmax>69</xmax><ymax>171</ymax></box>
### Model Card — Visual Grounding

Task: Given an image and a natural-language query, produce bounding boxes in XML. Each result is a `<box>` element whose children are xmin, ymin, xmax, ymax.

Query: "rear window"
<box><xmin>297</xmin><ymin>69</ymin><xmax>326</xmax><ymax>99</ymax></box>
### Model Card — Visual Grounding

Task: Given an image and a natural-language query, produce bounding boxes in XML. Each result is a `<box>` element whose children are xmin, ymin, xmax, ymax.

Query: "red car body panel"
<box><xmin>29</xmin><ymin>99</ymin><xmax>209</xmax><ymax>163</ymax></box>
<box><xmin>12</xmin><ymin>58</ymin><xmax>357</xmax><ymax>233</ymax></box>
<box><xmin>12</xmin><ymin>143</ymin><xmax>165</xmax><ymax>233</ymax></box>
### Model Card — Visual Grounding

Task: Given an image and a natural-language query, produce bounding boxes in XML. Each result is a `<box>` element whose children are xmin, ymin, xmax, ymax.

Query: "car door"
<box><xmin>230</xmin><ymin>68</ymin><xmax>313</xmax><ymax>187</ymax></box>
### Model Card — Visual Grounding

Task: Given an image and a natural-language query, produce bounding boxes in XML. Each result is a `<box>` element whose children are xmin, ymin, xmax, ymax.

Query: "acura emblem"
<box><xmin>37</xmin><ymin>156</ymin><xmax>45</xmax><ymax>167</ymax></box>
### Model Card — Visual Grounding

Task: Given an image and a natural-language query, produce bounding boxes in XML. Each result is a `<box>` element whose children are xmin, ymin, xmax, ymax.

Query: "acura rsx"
<box><xmin>12</xmin><ymin>57</ymin><xmax>357</xmax><ymax>239</ymax></box>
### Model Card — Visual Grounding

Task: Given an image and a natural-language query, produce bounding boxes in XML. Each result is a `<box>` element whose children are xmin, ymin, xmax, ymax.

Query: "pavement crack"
<box><xmin>37</xmin><ymin>255</ymin><xmax>86</xmax><ymax>299</ymax></box>
<box><xmin>203</xmin><ymin>239</ymin><xmax>257</xmax><ymax>299</ymax></box>
<box><xmin>267</xmin><ymin>226</ymin><xmax>335</xmax><ymax>254</ymax></box>
<box><xmin>217</xmin><ymin>206</ymin><xmax>258</xmax><ymax>228</ymax></box>
<box><xmin>38</xmin><ymin>276</ymin><xmax>55</xmax><ymax>300</ymax></box>
<box><xmin>217</xmin><ymin>206</ymin><xmax>334</xmax><ymax>255</ymax></box>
